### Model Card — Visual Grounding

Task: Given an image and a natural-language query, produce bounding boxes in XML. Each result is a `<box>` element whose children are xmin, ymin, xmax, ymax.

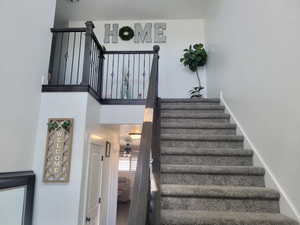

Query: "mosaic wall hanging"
<box><xmin>43</xmin><ymin>118</ymin><xmax>74</xmax><ymax>183</ymax></box>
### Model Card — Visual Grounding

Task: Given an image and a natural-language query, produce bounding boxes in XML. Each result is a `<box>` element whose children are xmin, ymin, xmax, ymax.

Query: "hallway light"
<box><xmin>90</xmin><ymin>135</ymin><xmax>103</xmax><ymax>140</ymax></box>
<box><xmin>129</xmin><ymin>132</ymin><xmax>141</xmax><ymax>140</ymax></box>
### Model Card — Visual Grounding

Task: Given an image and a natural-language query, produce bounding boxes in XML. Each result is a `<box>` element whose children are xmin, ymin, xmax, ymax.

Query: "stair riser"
<box><xmin>162</xmin><ymin>118</ymin><xmax>229</xmax><ymax>123</ymax></box>
<box><xmin>161</xmin><ymin>140</ymin><xmax>243</xmax><ymax>149</ymax></box>
<box><xmin>161</xmin><ymin>155</ymin><xmax>253</xmax><ymax>166</ymax></box>
<box><xmin>161</xmin><ymin>128</ymin><xmax>236</xmax><ymax>135</ymax></box>
<box><xmin>161</xmin><ymin>174</ymin><xmax>265</xmax><ymax>187</ymax></box>
<box><xmin>161</xmin><ymin>197</ymin><xmax>280</xmax><ymax>213</ymax></box>
<box><xmin>161</xmin><ymin>110</ymin><xmax>225</xmax><ymax>115</ymax></box>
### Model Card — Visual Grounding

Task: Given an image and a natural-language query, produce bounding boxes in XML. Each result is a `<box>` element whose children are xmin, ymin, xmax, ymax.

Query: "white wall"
<box><xmin>33</xmin><ymin>93</ymin><xmax>89</xmax><ymax>225</ymax></box>
<box><xmin>70</xmin><ymin>19</ymin><xmax>207</xmax><ymax>98</ymax></box>
<box><xmin>205</xmin><ymin>0</ymin><xmax>300</xmax><ymax>220</ymax></box>
<box><xmin>33</xmin><ymin>93</ymin><xmax>120</xmax><ymax>225</ymax></box>
<box><xmin>0</xmin><ymin>0</ymin><xmax>56</xmax><ymax>172</ymax></box>
<box><xmin>100</xmin><ymin>105</ymin><xmax>145</xmax><ymax>124</ymax></box>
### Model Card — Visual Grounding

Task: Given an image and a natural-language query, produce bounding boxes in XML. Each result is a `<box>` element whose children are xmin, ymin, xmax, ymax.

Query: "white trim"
<box><xmin>220</xmin><ymin>91</ymin><xmax>300</xmax><ymax>222</ymax></box>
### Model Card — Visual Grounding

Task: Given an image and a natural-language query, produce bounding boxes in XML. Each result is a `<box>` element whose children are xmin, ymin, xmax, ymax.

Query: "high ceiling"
<box><xmin>55</xmin><ymin>0</ymin><xmax>208</xmax><ymax>25</ymax></box>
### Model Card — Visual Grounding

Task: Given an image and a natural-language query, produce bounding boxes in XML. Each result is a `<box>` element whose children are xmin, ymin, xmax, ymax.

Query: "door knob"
<box><xmin>86</xmin><ymin>217</ymin><xmax>91</xmax><ymax>223</ymax></box>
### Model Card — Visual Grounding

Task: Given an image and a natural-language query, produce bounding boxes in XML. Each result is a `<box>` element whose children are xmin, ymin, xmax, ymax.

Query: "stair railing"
<box><xmin>44</xmin><ymin>21</ymin><xmax>157</xmax><ymax>105</ymax></box>
<box><xmin>127</xmin><ymin>45</ymin><xmax>161</xmax><ymax>225</ymax></box>
<box><xmin>46</xmin><ymin>21</ymin><xmax>105</xmax><ymax>100</ymax></box>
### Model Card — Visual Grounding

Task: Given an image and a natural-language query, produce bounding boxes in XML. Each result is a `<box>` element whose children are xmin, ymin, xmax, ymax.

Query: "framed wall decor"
<box><xmin>43</xmin><ymin>118</ymin><xmax>74</xmax><ymax>183</ymax></box>
<box><xmin>105</xmin><ymin>141</ymin><xmax>111</xmax><ymax>157</ymax></box>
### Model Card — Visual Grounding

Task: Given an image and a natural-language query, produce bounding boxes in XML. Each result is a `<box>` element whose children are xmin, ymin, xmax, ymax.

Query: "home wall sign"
<box><xmin>43</xmin><ymin>118</ymin><xmax>74</xmax><ymax>183</ymax></box>
<box><xmin>104</xmin><ymin>23</ymin><xmax>167</xmax><ymax>44</ymax></box>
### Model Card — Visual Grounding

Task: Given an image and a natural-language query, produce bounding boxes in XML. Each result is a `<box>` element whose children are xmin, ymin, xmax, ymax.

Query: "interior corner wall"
<box><xmin>0</xmin><ymin>0</ymin><xmax>56</xmax><ymax>172</ymax></box>
<box><xmin>33</xmin><ymin>92</ymin><xmax>120</xmax><ymax>225</ymax></box>
<box><xmin>33</xmin><ymin>92</ymin><xmax>89</xmax><ymax>225</ymax></box>
<box><xmin>78</xmin><ymin>95</ymin><xmax>120</xmax><ymax>225</ymax></box>
<box><xmin>205</xmin><ymin>0</ymin><xmax>300</xmax><ymax>220</ymax></box>
<box><xmin>69</xmin><ymin>19</ymin><xmax>207</xmax><ymax>98</ymax></box>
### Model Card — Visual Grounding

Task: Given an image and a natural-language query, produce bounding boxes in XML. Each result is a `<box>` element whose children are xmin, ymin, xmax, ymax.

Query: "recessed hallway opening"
<box><xmin>116</xmin><ymin>125</ymin><xmax>141</xmax><ymax>225</ymax></box>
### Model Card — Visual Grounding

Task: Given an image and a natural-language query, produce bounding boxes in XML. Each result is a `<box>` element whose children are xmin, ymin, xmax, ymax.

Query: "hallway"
<box><xmin>116</xmin><ymin>202</ymin><xmax>130</xmax><ymax>225</ymax></box>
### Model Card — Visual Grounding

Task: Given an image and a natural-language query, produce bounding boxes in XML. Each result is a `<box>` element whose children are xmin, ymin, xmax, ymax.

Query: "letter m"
<box><xmin>134</xmin><ymin>23</ymin><xmax>152</xmax><ymax>43</ymax></box>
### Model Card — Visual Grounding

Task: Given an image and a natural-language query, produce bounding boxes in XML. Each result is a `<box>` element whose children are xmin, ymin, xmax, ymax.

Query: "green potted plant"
<box><xmin>180</xmin><ymin>43</ymin><xmax>207</xmax><ymax>98</ymax></box>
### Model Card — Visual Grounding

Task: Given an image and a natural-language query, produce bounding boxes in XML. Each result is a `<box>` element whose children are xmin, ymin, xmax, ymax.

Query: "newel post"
<box><xmin>81</xmin><ymin>21</ymin><xmax>95</xmax><ymax>85</ymax></box>
<box><xmin>97</xmin><ymin>46</ymin><xmax>106</xmax><ymax>98</ymax></box>
<box><xmin>153</xmin><ymin>45</ymin><xmax>160</xmax><ymax>98</ymax></box>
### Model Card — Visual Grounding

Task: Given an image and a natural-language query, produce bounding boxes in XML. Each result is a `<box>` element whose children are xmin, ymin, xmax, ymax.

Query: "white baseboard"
<box><xmin>220</xmin><ymin>91</ymin><xmax>300</xmax><ymax>222</ymax></box>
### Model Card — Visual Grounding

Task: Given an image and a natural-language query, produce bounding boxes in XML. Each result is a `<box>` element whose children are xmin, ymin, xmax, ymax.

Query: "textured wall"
<box><xmin>205</xmin><ymin>0</ymin><xmax>300</xmax><ymax>220</ymax></box>
<box><xmin>0</xmin><ymin>0</ymin><xmax>56</xmax><ymax>172</ymax></box>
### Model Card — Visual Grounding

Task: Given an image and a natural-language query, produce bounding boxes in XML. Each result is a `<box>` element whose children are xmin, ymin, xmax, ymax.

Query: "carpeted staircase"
<box><xmin>159</xmin><ymin>98</ymin><xmax>299</xmax><ymax>225</ymax></box>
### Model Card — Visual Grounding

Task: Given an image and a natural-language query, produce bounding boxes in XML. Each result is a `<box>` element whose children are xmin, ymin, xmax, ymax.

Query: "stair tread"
<box><xmin>161</xmin><ymin>134</ymin><xmax>244</xmax><ymax>141</ymax></box>
<box><xmin>161</xmin><ymin>147</ymin><xmax>253</xmax><ymax>156</ymax></box>
<box><xmin>161</xmin><ymin>112</ymin><xmax>230</xmax><ymax>119</ymax></box>
<box><xmin>161</xmin><ymin>210</ymin><xmax>299</xmax><ymax>225</ymax></box>
<box><xmin>161</xmin><ymin>123</ymin><xmax>236</xmax><ymax>129</ymax></box>
<box><xmin>161</xmin><ymin>185</ymin><xmax>279</xmax><ymax>199</ymax></box>
<box><xmin>161</xmin><ymin>165</ymin><xmax>265</xmax><ymax>175</ymax></box>
<box><xmin>161</xmin><ymin>98</ymin><xmax>220</xmax><ymax>103</ymax></box>
<box><xmin>158</xmin><ymin>100</ymin><xmax>297</xmax><ymax>224</ymax></box>
<box><xmin>161</xmin><ymin>105</ymin><xmax>225</xmax><ymax>110</ymax></box>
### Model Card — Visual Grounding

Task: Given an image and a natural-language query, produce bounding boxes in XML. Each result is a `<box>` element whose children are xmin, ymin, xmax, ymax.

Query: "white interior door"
<box><xmin>85</xmin><ymin>143</ymin><xmax>105</xmax><ymax>225</ymax></box>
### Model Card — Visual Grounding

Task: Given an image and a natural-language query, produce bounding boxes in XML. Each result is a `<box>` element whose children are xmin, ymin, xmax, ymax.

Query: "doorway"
<box><xmin>116</xmin><ymin>125</ymin><xmax>141</xmax><ymax>225</ymax></box>
<box><xmin>85</xmin><ymin>143</ymin><xmax>105</xmax><ymax>225</ymax></box>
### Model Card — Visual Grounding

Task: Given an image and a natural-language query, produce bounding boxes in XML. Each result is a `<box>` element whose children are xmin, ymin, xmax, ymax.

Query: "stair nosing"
<box><xmin>161</xmin><ymin>113</ymin><xmax>230</xmax><ymax>119</ymax></box>
<box><xmin>161</xmin><ymin>148</ymin><xmax>253</xmax><ymax>156</ymax></box>
<box><xmin>161</xmin><ymin>123</ymin><xmax>236</xmax><ymax>129</ymax></box>
<box><xmin>161</xmin><ymin>210</ymin><xmax>299</xmax><ymax>225</ymax></box>
<box><xmin>161</xmin><ymin>98</ymin><xmax>220</xmax><ymax>103</ymax></box>
<box><xmin>161</xmin><ymin>106</ymin><xmax>225</xmax><ymax>110</ymax></box>
<box><xmin>161</xmin><ymin>165</ymin><xmax>265</xmax><ymax>175</ymax></box>
<box><xmin>161</xmin><ymin>185</ymin><xmax>280</xmax><ymax>200</ymax></box>
<box><xmin>161</xmin><ymin>134</ymin><xmax>244</xmax><ymax>142</ymax></box>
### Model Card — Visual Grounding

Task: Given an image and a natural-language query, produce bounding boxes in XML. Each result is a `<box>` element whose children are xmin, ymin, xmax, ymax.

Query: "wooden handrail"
<box><xmin>104</xmin><ymin>50</ymin><xmax>156</xmax><ymax>54</ymax></box>
<box><xmin>50</xmin><ymin>27</ymin><xmax>86</xmax><ymax>33</ymax></box>
<box><xmin>127</xmin><ymin>45</ymin><xmax>160</xmax><ymax>225</ymax></box>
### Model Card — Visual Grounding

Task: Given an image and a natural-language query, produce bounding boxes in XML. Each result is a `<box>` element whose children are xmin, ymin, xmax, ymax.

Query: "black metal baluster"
<box><xmin>138</xmin><ymin>53</ymin><xmax>141</xmax><ymax>98</ymax></box>
<box><xmin>143</xmin><ymin>54</ymin><xmax>146</xmax><ymax>98</ymax></box>
<box><xmin>63</xmin><ymin>32</ymin><xmax>70</xmax><ymax>84</ymax></box>
<box><xmin>57</xmin><ymin>32</ymin><xmax>64</xmax><ymax>85</ymax></box>
<box><xmin>95</xmin><ymin>43</ymin><xmax>99</xmax><ymax>91</ymax></box>
<box><xmin>132</xmin><ymin>54</ymin><xmax>135</xmax><ymax>99</ymax></box>
<box><xmin>76</xmin><ymin>32</ymin><xmax>83</xmax><ymax>84</ymax></box>
<box><xmin>70</xmin><ymin>32</ymin><xmax>76</xmax><ymax>84</ymax></box>
<box><xmin>116</xmin><ymin>54</ymin><xmax>120</xmax><ymax>99</ymax></box>
<box><xmin>92</xmin><ymin>41</ymin><xmax>96</xmax><ymax>90</ymax></box>
<box><xmin>48</xmin><ymin>32</ymin><xmax>57</xmax><ymax>85</ymax></box>
<box><xmin>148</xmin><ymin>54</ymin><xmax>151</xmax><ymax>96</ymax></box>
<box><xmin>89</xmin><ymin>41</ymin><xmax>93</xmax><ymax>88</ymax></box>
<box><xmin>95</xmin><ymin>48</ymin><xmax>100</xmax><ymax>92</ymax></box>
<box><xmin>127</xmin><ymin>54</ymin><xmax>130</xmax><ymax>99</ymax></box>
<box><xmin>97</xmin><ymin>48</ymin><xmax>104</xmax><ymax>97</ymax></box>
<box><xmin>110</xmin><ymin>54</ymin><xmax>115</xmax><ymax>98</ymax></box>
<box><xmin>121</xmin><ymin>54</ymin><xmax>125</xmax><ymax>99</ymax></box>
<box><xmin>148</xmin><ymin>54</ymin><xmax>151</xmax><ymax>76</ymax></box>
<box><xmin>105</xmin><ymin>54</ymin><xmax>110</xmax><ymax>98</ymax></box>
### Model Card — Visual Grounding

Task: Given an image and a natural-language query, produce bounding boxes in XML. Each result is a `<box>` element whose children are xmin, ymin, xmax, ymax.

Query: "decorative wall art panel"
<box><xmin>104</xmin><ymin>22</ymin><xmax>167</xmax><ymax>44</ymax></box>
<box><xmin>43</xmin><ymin>118</ymin><xmax>74</xmax><ymax>183</ymax></box>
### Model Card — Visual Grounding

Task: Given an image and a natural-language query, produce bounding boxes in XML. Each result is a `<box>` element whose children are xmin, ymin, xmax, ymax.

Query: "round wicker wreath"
<box><xmin>119</xmin><ymin>26</ymin><xmax>134</xmax><ymax>41</ymax></box>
